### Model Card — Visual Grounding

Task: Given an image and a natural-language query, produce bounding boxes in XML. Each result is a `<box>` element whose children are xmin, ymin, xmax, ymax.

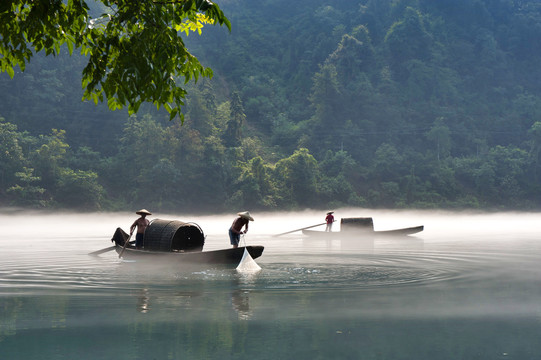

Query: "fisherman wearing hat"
<box><xmin>130</xmin><ymin>209</ymin><xmax>152</xmax><ymax>249</ymax></box>
<box><xmin>325</xmin><ymin>211</ymin><xmax>334</xmax><ymax>232</ymax></box>
<box><xmin>229</xmin><ymin>211</ymin><xmax>254</xmax><ymax>248</ymax></box>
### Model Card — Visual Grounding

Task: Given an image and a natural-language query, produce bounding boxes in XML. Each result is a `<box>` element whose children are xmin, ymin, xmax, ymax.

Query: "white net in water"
<box><xmin>236</xmin><ymin>248</ymin><xmax>262</xmax><ymax>273</ymax></box>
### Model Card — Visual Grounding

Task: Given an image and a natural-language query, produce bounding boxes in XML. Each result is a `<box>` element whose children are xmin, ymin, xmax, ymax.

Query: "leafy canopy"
<box><xmin>0</xmin><ymin>0</ymin><xmax>231</xmax><ymax>120</ymax></box>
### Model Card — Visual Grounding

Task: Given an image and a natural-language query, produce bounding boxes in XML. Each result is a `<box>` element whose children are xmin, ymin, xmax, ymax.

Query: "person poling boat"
<box><xmin>90</xmin><ymin>208</ymin><xmax>151</xmax><ymax>256</ymax></box>
<box><xmin>325</xmin><ymin>211</ymin><xmax>335</xmax><ymax>232</ymax></box>
<box><xmin>130</xmin><ymin>209</ymin><xmax>151</xmax><ymax>249</ymax></box>
<box><xmin>229</xmin><ymin>211</ymin><xmax>254</xmax><ymax>248</ymax></box>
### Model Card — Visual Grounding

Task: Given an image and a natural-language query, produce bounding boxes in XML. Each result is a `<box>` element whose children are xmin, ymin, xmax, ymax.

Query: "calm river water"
<box><xmin>1</xmin><ymin>209</ymin><xmax>540</xmax><ymax>359</ymax></box>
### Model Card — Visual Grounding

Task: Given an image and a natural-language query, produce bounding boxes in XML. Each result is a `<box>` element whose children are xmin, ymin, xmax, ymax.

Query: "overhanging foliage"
<box><xmin>0</xmin><ymin>0</ymin><xmax>231</xmax><ymax>120</ymax></box>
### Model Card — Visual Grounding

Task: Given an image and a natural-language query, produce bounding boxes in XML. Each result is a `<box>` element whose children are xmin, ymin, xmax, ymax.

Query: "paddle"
<box><xmin>273</xmin><ymin>221</ymin><xmax>334</xmax><ymax>237</ymax></box>
<box><xmin>118</xmin><ymin>232</ymin><xmax>133</xmax><ymax>258</ymax></box>
<box><xmin>88</xmin><ymin>245</ymin><xmax>116</xmax><ymax>256</ymax></box>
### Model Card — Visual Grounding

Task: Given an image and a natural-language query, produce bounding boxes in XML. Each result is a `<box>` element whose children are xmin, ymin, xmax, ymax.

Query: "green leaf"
<box><xmin>67</xmin><ymin>39</ymin><xmax>74</xmax><ymax>55</ymax></box>
<box><xmin>6</xmin><ymin>66</ymin><xmax>15</xmax><ymax>79</ymax></box>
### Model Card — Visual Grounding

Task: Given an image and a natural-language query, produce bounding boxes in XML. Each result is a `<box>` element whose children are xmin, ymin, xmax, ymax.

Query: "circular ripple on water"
<box><xmin>256</xmin><ymin>251</ymin><xmax>490</xmax><ymax>290</ymax></box>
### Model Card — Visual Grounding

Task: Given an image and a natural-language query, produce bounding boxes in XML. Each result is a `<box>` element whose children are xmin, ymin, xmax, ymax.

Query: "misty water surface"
<box><xmin>1</xmin><ymin>209</ymin><xmax>541</xmax><ymax>359</ymax></box>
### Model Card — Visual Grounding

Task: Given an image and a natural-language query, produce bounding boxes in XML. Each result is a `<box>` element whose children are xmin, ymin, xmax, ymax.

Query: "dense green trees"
<box><xmin>0</xmin><ymin>120</ymin><xmax>104</xmax><ymax>209</ymax></box>
<box><xmin>0</xmin><ymin>119</ymin><xmax>24</xmax><ymax>192</ymax></box>
<box><xmin>2</xmin><ymin>0</ymin><xmax>541</xmax><ymax>211</ymax></box>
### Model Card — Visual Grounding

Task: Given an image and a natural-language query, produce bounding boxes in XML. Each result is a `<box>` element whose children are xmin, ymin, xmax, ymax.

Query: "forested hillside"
<box><xmin>2</xmin><ymin>0</ymin><xmax>541</xmax><ymax>212</ymax></box>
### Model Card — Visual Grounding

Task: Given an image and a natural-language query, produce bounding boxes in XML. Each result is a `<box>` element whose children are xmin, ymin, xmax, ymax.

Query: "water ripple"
<box><xmin>1</xmin><ymin>238</ymin><xmax>540</xmax><ymax>296</ymax></box>
<box><xmin>254</xmin><ymin>249</ymin><xmax>537</xmax><ymax>291</ymax></box>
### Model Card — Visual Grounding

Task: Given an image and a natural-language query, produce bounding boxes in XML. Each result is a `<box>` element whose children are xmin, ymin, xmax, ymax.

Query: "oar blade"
<box><xmin>88</xmin><ymin>246</ymin><xmax>116</xmax><ymax>256</ymax></box>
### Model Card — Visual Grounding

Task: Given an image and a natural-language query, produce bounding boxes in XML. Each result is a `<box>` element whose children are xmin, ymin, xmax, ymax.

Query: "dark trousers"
<box><xmin>135</xmin><ymin>233</ymin><xmax>144</xmax><ymax>248</ymax></box>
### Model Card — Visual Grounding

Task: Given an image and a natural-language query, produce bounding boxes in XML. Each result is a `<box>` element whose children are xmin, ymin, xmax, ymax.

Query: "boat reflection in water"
<box><xmin>231</xmin><ymin>289</ymin><xmax>253</xmax><ymax>320</ymax></box>
<box><xmin>137</xmin><ymin>288</ymin><xmax>151</xmax><ymax>313</ymax></box>
<box><xmin>132</xmin><ymin>276</ymin><xmax>258</xmax><ymax>320</ymax></box>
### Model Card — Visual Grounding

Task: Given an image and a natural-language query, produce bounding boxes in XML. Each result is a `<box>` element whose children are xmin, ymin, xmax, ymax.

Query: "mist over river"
<box><xmin>1</xmin><ymin>209</ymin><xmax>541</xmax><ymax>359</ymax></box>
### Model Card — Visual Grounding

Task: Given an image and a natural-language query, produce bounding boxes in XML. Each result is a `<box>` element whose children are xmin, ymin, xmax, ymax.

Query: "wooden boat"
<box><xmin>110</xmin><ymin>219</ymin><xmax>264</xmax><ymax>266</ymax></box>
<box><xmin>114</xmin><ymin>244</ymin><xmax>264</xmax><ymax>265</ymax></box>
<box><xmin>302</xmin><ymin>226</ymin><xmax>424</xmax><ymax>237</ymax></box>
<box><xmin>301</xmin><ymin>217</ymin><xmax>423</xmax><ymax>238</ymax></box>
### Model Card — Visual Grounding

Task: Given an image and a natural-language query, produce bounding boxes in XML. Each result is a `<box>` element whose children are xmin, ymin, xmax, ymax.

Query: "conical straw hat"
<box><xmin>237</xmin><ymin>211</ymin><xmax>254</xmax><ymax>221</ymax></box>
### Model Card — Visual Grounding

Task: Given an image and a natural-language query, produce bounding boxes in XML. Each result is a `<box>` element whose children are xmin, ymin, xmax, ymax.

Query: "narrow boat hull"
<box><xmin>372</xmin><ymin>225</ymin><xmax>424</xmax><ymax>236</ymax></box>
<box><xmin>115</xmin><ymin>244</ymin><xmax>264</xmax><ymax>266</ymax></box>
<box><xmin>302</xmin><ymin>225</ymin><xmax>424</xmax><ymax>238</ymax></box>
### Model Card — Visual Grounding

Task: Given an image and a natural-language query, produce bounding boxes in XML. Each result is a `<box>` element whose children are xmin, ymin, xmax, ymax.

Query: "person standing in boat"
<box><xmin>325</xmin><ymin>211</ymin><xmax>334</xmax><ymax>232</ymax></box>
<box><xmin>130</xmin><ymin>209</ymin><xmax>151</xmax><ymax>249</ymax></box>
<box><xmin>229</xmin><ymin>211</ymin><xmax>254</xmax><ymax>248</ymax></box>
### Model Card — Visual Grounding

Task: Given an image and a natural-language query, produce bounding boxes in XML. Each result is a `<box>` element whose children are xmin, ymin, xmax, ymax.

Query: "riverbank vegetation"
<box><xmin>1</xmin><ymin>0</ymin><xmax>541</xmax><ymax>211</ymax></box>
